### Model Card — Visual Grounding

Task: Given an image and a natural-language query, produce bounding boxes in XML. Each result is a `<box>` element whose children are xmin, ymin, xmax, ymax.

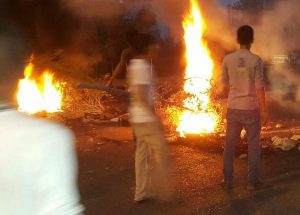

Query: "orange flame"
<box><xmin>17</xmin><ymin>63</ymin><xmax>63</xmax><ymax>114</ymax></box>
<box><xmin>176</xmin><ymin>0</ymin><xmax>220</xmax><ymax>137</ymax></box>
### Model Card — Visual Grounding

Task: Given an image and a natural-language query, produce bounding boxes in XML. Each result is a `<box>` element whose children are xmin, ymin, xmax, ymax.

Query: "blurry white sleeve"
<box><xmin>37</xmin><ymin>128</ymin><xmax>84</xmax><ymax>215</ymax></box>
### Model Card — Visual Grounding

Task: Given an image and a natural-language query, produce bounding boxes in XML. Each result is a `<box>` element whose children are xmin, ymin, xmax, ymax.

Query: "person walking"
<box><xmin>126</xmin><ymin>33</ymin><xmax>171</xmax><ymax>202</ymax></box>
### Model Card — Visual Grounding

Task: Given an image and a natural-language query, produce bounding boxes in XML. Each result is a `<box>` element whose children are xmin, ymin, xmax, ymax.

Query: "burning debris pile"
<box><xmin>157</xmin><ymin>0</ymin><xmax>223</xmax><ymax>138</ymax></box>
<box><xmin>14</xmin><ymin>0</ymin><xmax>300</xmax><ymax>145</ymax></box>
<box><xmin>62</xmin><ymin>85</ymin><xmax>127</xmax><ymax>121</ymax></box>
<box><xmin>15</xmin><ymin>0</ymin><xmax>225</xmax><ymax>139</ymax></box>
<box><xmin>16</xmin><ymin>53</ymin><xmax>127</xmax><ymax>122</ymax></box>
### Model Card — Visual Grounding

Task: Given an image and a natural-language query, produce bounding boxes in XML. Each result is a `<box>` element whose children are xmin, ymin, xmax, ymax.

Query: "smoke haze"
<box><xmin>3</xmin><ymin>0</ymin><xmax>300</xmax><ymax>113</ymax></box>
<box><xmin>62</xmin><ymin>0</ymin><xmax>236</xmax><ymax>46</ymax></box>
<box><xmin>252</xmin><ymin>0</ymin><xmax>300</xmax><ymax>113</ymax></box>
<box><xmin>254</xmin><ymin>0</ymin><xmax>300</xmax><ymax>59</ymax></box>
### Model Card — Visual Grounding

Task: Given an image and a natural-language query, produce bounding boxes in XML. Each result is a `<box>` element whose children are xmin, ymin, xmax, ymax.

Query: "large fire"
<box><xmin>17</xmin><ymin>63</ymin><xmax>63</xmax><ymax>114</ymax></box>
<box><xmin>174</xmin><ymin>0</ymin><xmax>220</xmax><ymax>137</ymax></box>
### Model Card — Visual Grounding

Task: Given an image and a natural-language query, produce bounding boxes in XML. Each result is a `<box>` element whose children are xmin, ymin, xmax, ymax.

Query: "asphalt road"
<box><xmin>71</xmin><ymin>122</ymin><xmax>300</xmax><ymax>215</ymax></box>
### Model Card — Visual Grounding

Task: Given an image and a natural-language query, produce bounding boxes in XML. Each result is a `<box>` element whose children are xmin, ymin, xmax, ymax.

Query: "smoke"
<box><xmin>137</xmin><ymin>0</ymin><xmax>236</xmax><ymax>48</ymax></box>
<box><xmin>253</xmin><ymin>0</ymin><xmax>300</xmax><ymax>59</ymax></box>
<box><xmin>252</xmin><ymin>0</ymin><xmax>300</xmax><ymax>113</ymax></box>
<box><xmin>15</xmin><ymin>0</ymin><xmax>299</xmax><ymax>114</ymax></box>
<box><xmin>62</xmin><ymin>0</ymin><xmax>235</xmax><ymax>46</ymax></box>
<box><xmin>61</xmin><ymin>0</ymin><xmax>124</xmax><ymax>19</ymax></box>
<box><xmin>57</xmin><ymin>0</ymin><xmax>237</xmax><ymax>79</ymax></box>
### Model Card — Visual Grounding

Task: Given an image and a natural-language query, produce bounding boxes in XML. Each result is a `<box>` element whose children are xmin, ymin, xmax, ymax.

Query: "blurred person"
<box><xmin>127</xmin><ymin>33</ymin><xmax>171</xmax><ymax>202</ymax></box>
<box><xmin>106</xmin><ymin>28</ymin><xmax>159</xmax><ymax>87</ymax></box>
<box><xmin>0</xmin><ymin>24</ymin><xmax>84</xmax><ymax>215</ymax></box>
<box><xmin>220</xmin><ymin>25</ymin><xmax>267</xmax><ymax>191</ymax></box>
<box><xmin>106</xmin><ymin>8</ymin><xmax>159</xmax><ymax>87</ymax></box>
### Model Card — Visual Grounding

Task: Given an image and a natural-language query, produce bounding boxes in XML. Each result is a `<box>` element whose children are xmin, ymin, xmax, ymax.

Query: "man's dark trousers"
<box><xmin>223</xmin><ymin>108</ymin><xmax>261</xmax><ymax>183</ymax></box>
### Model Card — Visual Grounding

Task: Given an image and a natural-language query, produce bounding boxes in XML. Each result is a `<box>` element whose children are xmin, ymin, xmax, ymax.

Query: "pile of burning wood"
<box><xmin>15</xmin><ymin>0</ymin><xmax>300</xmax><ymax>151</ymax></box>
<box><xmin>16</xmin><ymin>0</ymin><xmax>226</xmax><ymax>139</ymax></box>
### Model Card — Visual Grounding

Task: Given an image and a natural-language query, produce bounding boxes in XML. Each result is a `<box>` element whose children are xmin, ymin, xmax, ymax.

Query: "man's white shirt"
<box><xmin>222</xmin><ymin>49</ymin><xmax>264</xmax><ymax>110</ymax></box>
<box><xmin>0</xmin><ymin>109</ymin><xmax>84</xmax><ymax>215</ymax></box>
<box><xmin>127</xmin><ymin>59</ymin><xmax>156</xmax><ymax>123</ymax></box>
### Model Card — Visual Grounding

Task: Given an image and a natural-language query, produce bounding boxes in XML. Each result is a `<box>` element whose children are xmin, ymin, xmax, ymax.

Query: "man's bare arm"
<box><xmin>256</xmin><ymin>88</ymin><xmax>266</xmax><ymax>112</ymax></box>
<box><xmin>257</xmin><ymin>88</ymin><xmax>267</xmax><ymax>125</ymax></box>
<box><xmin>106</xmin><ymin>48</ymin><xmax>131</xmax><ymax>87</ymax></box>
<box><xmin>219</xmin><ymin>57</ymin><xmax>229</xmax><ymax>98</ymax></box>
<box><xmin>216</xmin><ymin>82</ymin><xmax>229</xmax><ymax>99</ymax></box>
<box><xmin>221</xmin><ymin>84</ymin><xmax>230</xmax><ymax>98</ymax></box>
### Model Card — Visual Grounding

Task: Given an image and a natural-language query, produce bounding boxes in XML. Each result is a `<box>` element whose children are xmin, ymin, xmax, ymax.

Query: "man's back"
<box><xmin>0</xmin><ymin>110</ymin><xmax>83</xmax><ymax>215</ymax></box>
<box><xmin>222</xmin><ymin>49</ymin><xmax>264</xmax><ymax>110</ymax></box>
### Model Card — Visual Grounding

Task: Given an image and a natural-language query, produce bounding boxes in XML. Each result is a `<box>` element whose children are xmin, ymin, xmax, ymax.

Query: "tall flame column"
<box><xmin>176</xmin><ymin>0</ymin><xmax>220</xmax><ymax>137</ymax></box>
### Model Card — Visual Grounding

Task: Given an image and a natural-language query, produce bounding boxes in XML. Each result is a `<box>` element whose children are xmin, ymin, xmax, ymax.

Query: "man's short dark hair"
<box><xmin>237</xmin><ymin>25</ymin><xmax>254</xmax><ymax>45</ymax></box>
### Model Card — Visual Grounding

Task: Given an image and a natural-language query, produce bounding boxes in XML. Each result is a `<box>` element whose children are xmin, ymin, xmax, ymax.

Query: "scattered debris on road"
<box><xmin>271</xmin><ymin>136</ymin><xmax>298</xmax><ymax>151</ymax></box>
